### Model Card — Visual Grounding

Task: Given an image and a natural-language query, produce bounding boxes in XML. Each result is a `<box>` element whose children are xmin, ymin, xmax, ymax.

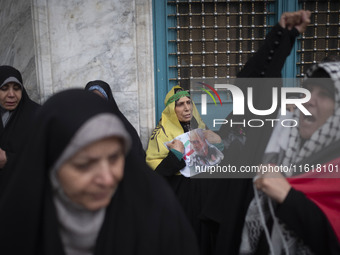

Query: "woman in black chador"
<box><xmin>0</xmin><ymin>89</ymin><xmax>199</xmax><ymax>255</ymax></box>
<box><xmin>85</xmin><ymin>80</ymin><xmax>145</xmax><ymax>159</ymax></box>
<box><xmin>0</xmin><ymin>65</ymin><xmax>40</xmax><ymax>193</ymax></box>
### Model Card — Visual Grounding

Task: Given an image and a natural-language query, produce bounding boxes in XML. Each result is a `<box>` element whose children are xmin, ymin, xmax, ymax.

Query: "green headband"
<box><xmin>165</xmin><ymin>90</ymin><xmax>190</xmax><ymax>107</ymax></box>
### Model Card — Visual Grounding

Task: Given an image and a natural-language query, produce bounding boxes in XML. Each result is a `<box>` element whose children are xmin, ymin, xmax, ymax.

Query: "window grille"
<box><xmin>167</xmin><ymin>0</ymin><xmax>276</xmax><ymax>90</ymax></box>
<box><xmin>298</xmin><ymin>0</ymin><xmax>340</xmax><ymax>77</ymax></box>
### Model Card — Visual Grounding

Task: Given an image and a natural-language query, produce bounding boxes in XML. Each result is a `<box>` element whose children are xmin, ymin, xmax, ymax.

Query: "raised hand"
<box><xmin>279</xmin><ymin>10</ymin><xmax>311</xmax><ymax>34</ymax></box>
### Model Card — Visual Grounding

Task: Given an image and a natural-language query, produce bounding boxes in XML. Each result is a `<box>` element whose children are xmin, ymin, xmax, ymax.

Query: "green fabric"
<box><xmin>165</xmin><ymin>91</ymin><xmax>190</xmax><ymax>107</ymax></box>
<box><xmin>170</xmin><ymin>148</ymin><xmax>184</xmax><ymax>161</ymax></box>
<box><xmin>213</xmin><ymin>142</ymin><xmax>224</xmax><ymax>152</ymax></box>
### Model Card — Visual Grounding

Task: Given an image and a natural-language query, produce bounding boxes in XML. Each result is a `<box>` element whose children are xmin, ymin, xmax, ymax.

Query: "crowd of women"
<box><xmin>0</xmin><ymin>9</ymin><xmax>339</xmax><ymax>255</ymax></box>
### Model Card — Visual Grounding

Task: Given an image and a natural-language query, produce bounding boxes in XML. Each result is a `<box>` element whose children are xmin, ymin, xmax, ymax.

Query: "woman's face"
<box><xmin>58</xmin><ymin>136</ymin><xmax>125</xmax><ymax>211</ymax></box>
<box><xmin>299</xmin><ymin>84</ymin><xmax>335</xmax><ymax>139</ymax></box>
<box><xmin>0</xmin><ymin>82</ymin><xmax>22</xmax><ymax>110</ymax></box>
<box><xmin>175</xmin><ymin>96</ymin><xmax>193</xmax><ymax>122</ymax></box>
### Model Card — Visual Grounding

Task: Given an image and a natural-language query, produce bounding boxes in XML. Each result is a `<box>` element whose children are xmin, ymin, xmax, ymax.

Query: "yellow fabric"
<box><xmin>146</xmin><ymin>85</ymin><xmax>206</xmax><ymax>170</ymax></box>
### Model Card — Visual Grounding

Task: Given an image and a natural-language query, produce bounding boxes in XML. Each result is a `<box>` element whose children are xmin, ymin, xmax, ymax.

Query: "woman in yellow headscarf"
<box><xmin>146</xmin><ymin>85</ymin><xmax>206</xmax><ymax>171</ymax></box>
<box><xmin>146</xmin><ymin>85</ymin><xmax>221</xmax><ymax>253</ymax></box>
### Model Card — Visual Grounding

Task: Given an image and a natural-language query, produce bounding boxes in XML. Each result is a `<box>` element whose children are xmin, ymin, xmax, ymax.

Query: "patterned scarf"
<box><xmin>240</xmin><ymin>61</ymin><xmax>340</xmax><ymax>255</ymax></box>
<box><xmin>282</xmin><ymin>62</ymin><xmax>340</xmax><ymax>167</ymax></box>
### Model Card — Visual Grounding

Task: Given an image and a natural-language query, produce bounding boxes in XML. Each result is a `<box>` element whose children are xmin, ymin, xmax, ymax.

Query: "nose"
<box><xmin>306</xmin><ymin>90</ymin><xmax>317</xmax><ymax>107</ymax></box>
<box><xmin>95</xmin><ymin>160</ymin><xmax>115</xmax><ymax>187</ymax></box>
<box><xmin>184</xmin><ymin>102</ymin><xmax>190</xmax><ymax>111</ymax></box>
<box><xmin>8</xmin><ymin>88</ymin><xmax>15</xmax><ymax>97</ymax></box>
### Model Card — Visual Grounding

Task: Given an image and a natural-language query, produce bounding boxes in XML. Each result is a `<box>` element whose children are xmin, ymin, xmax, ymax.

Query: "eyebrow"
<box><xmin>72</xmin><ymin>157</ymin><xmax>98</xmax><ymax>164</ymax></box>
<box><xmin>176</xmin><ymin>99</ymin><xmax>191</xmax><ymax>105</ymax></box>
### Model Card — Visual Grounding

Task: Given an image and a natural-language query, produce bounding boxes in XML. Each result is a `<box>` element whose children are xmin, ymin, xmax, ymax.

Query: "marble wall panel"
<box><xmin>0</xmin><ymin>0</ymin><xmax>39</xmax><ymax>102</ymax></box>
<box><xmin>32</xmin><ymin>0</ymin><xmax>155</xmax><ymax>147</ymax></box>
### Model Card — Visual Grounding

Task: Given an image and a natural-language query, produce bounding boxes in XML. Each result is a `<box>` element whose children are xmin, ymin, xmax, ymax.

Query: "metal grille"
<box><xmin>167</xmin><ymin>0</ymin><xmax>276</xmax><ymax>89</ymax></box>
<box><xmin>298</xmin><ymin>1</ymin><xmax>340</xmax><ymax>77</ymax></box>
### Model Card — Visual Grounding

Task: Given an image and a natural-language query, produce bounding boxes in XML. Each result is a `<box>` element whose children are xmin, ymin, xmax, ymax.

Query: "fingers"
<box><xmin>204</xmin><ymin>130</ymin><xmax>222</xmax><ymax>144</ymax></box>
<box><xmin>254</xmin><ymin>173</ymin><xmax>291</xmax><ymax>203</ymax></box>
<box><xmin>169</xmin><ymin>139</ymin><xmax>185</xmax><ymax>153</ymax></box>
<box><xmin>297</xmin><ymin>10</ymin><xmax>311</xmax><ymax>33</ymax></box>
<box><xmin>279</xmin><ymin>10</ymin><xmax>311</xmax><ymax>33</ymax></box>
<box><xmin>254</xmin><ymin>175</ymin><xmax>263</xmax><ymax>190</ymax></box>
<box><xmin>286</xmin><ymin>12</ymin><xmax>302</xmax><ymax>30</ymax></box>
<box><xmin>0</xmin><ymin>149</ymin><xmax>7</xmax><ymax>168</ymax></box>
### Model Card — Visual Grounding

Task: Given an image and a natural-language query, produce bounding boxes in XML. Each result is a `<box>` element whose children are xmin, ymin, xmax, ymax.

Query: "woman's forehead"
<box><xmin>176</xmin><ymin>96</ymin><xmax>191</xmax><ymax>103</ymax></box>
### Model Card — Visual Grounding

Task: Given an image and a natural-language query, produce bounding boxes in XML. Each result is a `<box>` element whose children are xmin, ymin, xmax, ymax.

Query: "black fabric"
<box><xmin>0</xmin><ymin>65</ymin><xmax>23</xmax><ymax>86</ymax></box>
<box><xmin>248</xmin><ymin>187</ymin><xmax>340</xmax><ymax>255</ymax></box>
<box><xmin>276</xmin><ymin>189</ymin><xmax>340</xmax><ymax>255</ymax></box>
<box><xmin>0</xmin><ymin>89</ymin><xmax>199</xmax><ymax>255</ymax></box>
<box><xmin>201</xmin><ymin>24</ymin><xmax>299</xmax><ymax>254</ymax></box>
<box><xmin>238</xmin><ymin>25</ymin><xmax>298</xmax><ymax>168</ymax></box>
<box><xmin>180</xmin><ymin>116</ymin><xmax>200</xmax><ymax>133</ymax></box>
<box><xmin>201</xmin><ymin>178</ymin><xmax>254</xmax><ymax>254</ymax></box>
<box><xmin>155</xmin><ymin>150</ymin><xmax>186</xmax><ymax>176</ymax></box>
<box><xmin>160</xmin><ymin>173</ymin><xmax>215</xmax><ymax>255</ymax></box>
<box><xmin>85</xmin><ymin>80</ymin><xmax>145</xmax><ymax>159</ymax></box>
<box><xmin>154</xmin><ymin>120</ymin><xmax>215</xmax><ymax>254</ymax></box>
<box><xmin>0</xmin><ymin>65</ymin><xmax>40</xmax><ymax>194</ymax></box>
<box><xmin>237</xmin><ymin>24</ymin><xmax>299</xmax><ymax>79</ymax></box>
<box><xmin>217</xmin><ymin>24</ymin><xmax>299</xmax><ymax>169</ymax></box>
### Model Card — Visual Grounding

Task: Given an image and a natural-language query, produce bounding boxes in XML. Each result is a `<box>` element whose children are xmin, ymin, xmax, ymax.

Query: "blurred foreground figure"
<box><xmin>0</xmin><ymin>89</ymin><xmax>199</xmax><ymax>255</ymax></box>
<box><xmin>203</xmin><ymin>10</ymin><xmax>340</xmax><ymax>255</ymax></box>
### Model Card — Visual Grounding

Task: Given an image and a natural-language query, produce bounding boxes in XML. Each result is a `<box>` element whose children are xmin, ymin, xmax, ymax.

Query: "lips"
<box><xmin>92</xmin><ymin>191</ymin><xmax>112</xmax><ymax>200</ymax></box>
<box><xmin>5</xmin><ymin>102</ymin><xmax>17</xmax><ymax>106</ymax></box>
<box><xmin>299</xmin><ymin>113</ymin><xmax>317</xmax><ymax>136</ymax></box>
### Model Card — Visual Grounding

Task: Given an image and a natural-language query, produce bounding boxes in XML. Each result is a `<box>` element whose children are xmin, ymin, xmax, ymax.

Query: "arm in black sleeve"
<box><xmin>237</xmin><ymin>23</ymin><xmax>299</xmax><ymax>78</ymax></box>
<box><xmin>276</xmin><ymin>188</ymin><xmax>340</xmax><ymax>255</ymax></box>
<box><xmin>226</xmin><ymin>24</ymin><xmax>300</xmax><ymax>161</ymax></box>
<box><xmin>155</xmin><ymin>150</ymin><xmax>186</xmax><ymax>177</ymax></box>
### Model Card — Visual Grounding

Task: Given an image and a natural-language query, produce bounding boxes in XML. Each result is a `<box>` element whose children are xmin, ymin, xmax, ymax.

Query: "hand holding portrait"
<box><xmin>168</xmin><ymin>139</ymin><xmax>185</xmax><ymax>154</ymax></box>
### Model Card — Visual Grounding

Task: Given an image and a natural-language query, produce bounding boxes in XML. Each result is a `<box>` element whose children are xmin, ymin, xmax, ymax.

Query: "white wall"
<box><xmin>11</xmin><ymin>0</ymin><xmax>154</xmax><ymax>148</ymax></box>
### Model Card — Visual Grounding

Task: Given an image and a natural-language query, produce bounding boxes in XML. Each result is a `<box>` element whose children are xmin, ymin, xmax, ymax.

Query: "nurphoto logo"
<box><xmin>192</xmin><ymin>78</ymin><xmax>312</xmax><ymax>128</ymax></box>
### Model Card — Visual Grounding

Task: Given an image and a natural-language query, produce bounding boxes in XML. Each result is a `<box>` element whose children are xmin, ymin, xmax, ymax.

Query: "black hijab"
<box><xmin>0</xmin><ymin>66</ymin><xmax>40</xmax><ymax>163</ymax></box>
<box><xmin>85</xmin><ymin>80</ymin><xmax>145</xmax><ymax>159</ymax></box>
<box><xmin>0</xmin><ymin>65</ymin><xmax>40</xmax><ymax>193</ymax></box>
<box><xmin>0</xmin><ymin>89</ymin><xmax>199</xmax><ymax>255</ymax></box>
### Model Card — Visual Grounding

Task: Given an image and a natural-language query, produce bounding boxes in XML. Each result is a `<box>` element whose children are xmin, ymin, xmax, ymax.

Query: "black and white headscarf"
<box><xmin>282</xmin><ymin>62</ymin><xmax>340</xmax><ymax>167</ymax></box>
<box><xmin>240</xmin><ymin>61</ymin><xmax>340</xmax><ymax>255</ymax></box>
